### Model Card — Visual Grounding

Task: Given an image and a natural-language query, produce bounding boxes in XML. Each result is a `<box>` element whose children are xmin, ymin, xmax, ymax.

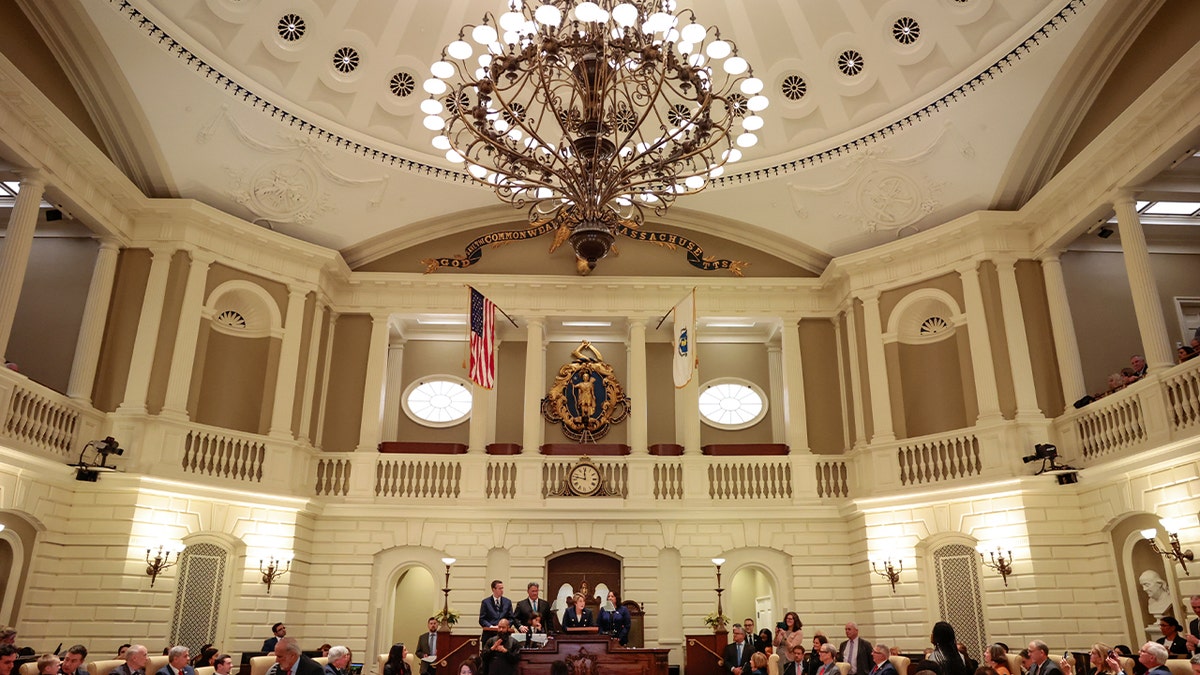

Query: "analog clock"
<box><xmin>568</xmin><ymin>461</ymin><xmax>602</xmax><ymax>496</ymax></box>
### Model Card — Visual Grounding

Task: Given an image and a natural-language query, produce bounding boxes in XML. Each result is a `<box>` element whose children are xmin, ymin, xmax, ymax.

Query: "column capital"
<box><xmin>97</xmin><ymin>238</ymin><xmax>122</xmax><ymax>253</ymax></box>
<box><xmin>955</xmin><ymin>258</ymin><xmax>982</xmax><ymax>276</ymax></box>
<box><xmin>286</xmin><ymin>282</ymin><xmax>315</xmax><ymax>298</ymax></box>
<box><xmin>13</xmin><ymin>169</ymin><xmax>47</xmax><ymax>191</ymax></box>
<box><xmin>1110</xmin><ymin>191</ymin><xmax>1139</xmax><ymax>209</ymax></box>
<box><xmin>369</xmin><ymin>311</ymin><xmax>391</xmax><ymax>324</ymax></box>
<box><xmin>523</xmin><ymin>317</ymin><xmax>546</xmax><ymax>328</ymax></box>
<box><xmin>1037</xmin><ymin>251</ymin><xmax>1062</xmax><ymax>265</ymax></box>
<box><xmin>148</xmin><ymin>244</ymin><xmax>176</xmax><ymax>260</ymax></box>
<box><xmin>991</xmin><ymin>254</ymin><xmax>1017</xmax><ymax>270</ymax></box>
<box><xmin>627</xmin><ymin>316</ymin><xmax>650</xmax><ymax>329</ymax></box>
<box><xmin>856</xmin><ymin>287</ymin><xmax>881</xmax><ymax>303</ymax></box>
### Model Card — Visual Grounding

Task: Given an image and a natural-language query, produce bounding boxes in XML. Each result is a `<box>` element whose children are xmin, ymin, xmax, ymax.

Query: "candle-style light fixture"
<box><xmin>872</xmin><ymin>558</ymin><xmax>902</xmax><ymax>593</ymax></box>
<box><xmin>145</xmin><ymin>545</ymin><xmax>180</xmax><ymax>587</ymax></box>
<box><xmin>980</xmin><ymin>548</ymin><xmax>1015</xmax><ymax>586</ymax></box>
<box><xmin>260</xmin><ymin>556</ymin><xmax>292</xmax><ymax>593</ymax></box>
<box><xmin>712</xmin><ymin>557</ymin><xmax>726</xmax><ymax>630</ymax></box>
<box><xmin>1142</xmin><ymin>525</ymin><xmax>1193</xmax><ymax>576</ymax></box>
<box><xmin>440</xmin><ymin>557</ymin><xmax>457</xmax><ymax>629</ymax></box>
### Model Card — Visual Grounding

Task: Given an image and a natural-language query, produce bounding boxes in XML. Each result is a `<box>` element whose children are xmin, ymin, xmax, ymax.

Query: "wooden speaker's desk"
<box><xmin>517</xmin><ymin>634</ymin><xmax>669</xmax><ymax>675</ymax></box>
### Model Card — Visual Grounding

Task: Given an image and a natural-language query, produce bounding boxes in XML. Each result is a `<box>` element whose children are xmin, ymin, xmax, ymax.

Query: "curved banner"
<box><xmin>421</xmin><ymin>220</ymin><xmax>559</xmax><ymax>272</ymax></box>
<box><xmin>614</xmin><ymin>224</ymin><xmax>747</xmax><ymax>276</ymax></box>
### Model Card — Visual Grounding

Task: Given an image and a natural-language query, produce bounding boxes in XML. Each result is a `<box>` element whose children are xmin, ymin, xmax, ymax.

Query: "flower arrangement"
<box><xmin>703</xmin><ymin>611</ymin><xmax>731</xmax><ymax>631</ymax></box>
<box><xmin>435</xmin><ymin>608</ymin><xmax>461</xmax><ymax>626</ymax></box>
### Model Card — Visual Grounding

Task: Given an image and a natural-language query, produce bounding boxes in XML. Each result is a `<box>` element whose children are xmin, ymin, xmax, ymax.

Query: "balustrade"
<box><xmin>376</xmin><ymin>457</ymin><xmax>462</xmax><ymax>498</ymax></box>
<box><xmin>0</xmin><ymin>369</ymin><xmax>102</xmax><ymax>461</ymax></box>
<box><xmin>182</xmin><ymin>427</ymin><xmax>266</xmax><ymax>482</ymax></box>
<box><xmin>896</xmin><ymin>431</ymin><xmax>982</xmax><ymax>486</ymax></box>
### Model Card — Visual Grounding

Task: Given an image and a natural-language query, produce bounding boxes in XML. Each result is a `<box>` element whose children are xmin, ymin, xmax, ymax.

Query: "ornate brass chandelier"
<box><xmin>423</xmin><ymin>0</ymin><xmax>767</xmax><ymax>272</ymax></box>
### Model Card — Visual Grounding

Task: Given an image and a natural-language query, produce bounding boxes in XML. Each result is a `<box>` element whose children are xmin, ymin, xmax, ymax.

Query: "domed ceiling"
<box><xmin>29</xmin><ymin>0</ymin><xmax>1118</xmax><ymax>272</ymax></box>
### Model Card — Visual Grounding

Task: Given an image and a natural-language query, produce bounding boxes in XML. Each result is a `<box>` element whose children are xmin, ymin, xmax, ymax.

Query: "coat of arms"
<box><xmin>541</xmin><ymin>341</ymin><xmax>631</xmax><ymax>442</ymax></box>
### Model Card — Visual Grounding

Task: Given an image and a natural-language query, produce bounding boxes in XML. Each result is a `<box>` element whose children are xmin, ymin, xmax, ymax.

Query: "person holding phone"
<box><xmin>773</xmin><ymin>612</ymin><xmax>804</xmax><ymax>667</ymax></box>
<box><xmin>1059</xmin><ymin>644</ymin><xmax>1121</xmax><ymax>675</ymax></box>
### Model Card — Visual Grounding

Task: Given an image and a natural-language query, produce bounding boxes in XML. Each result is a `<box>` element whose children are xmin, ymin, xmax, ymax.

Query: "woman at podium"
<box><xmin>562</xmin><ymin>593</ymin><xmax>595</xmax><ymax>629</ymax></box>
<box><xmin>599</xmin><ymin>591</ymin><xmax>631</xmax><ymax>645</ymax></box>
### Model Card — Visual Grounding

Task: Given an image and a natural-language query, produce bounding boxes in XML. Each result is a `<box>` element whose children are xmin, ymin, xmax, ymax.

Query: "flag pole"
<box><xmin>655</xmin><ymin>288</ymin><xmax>697</xmax><ymax>330</ymax></box>
<box><xmin>464</xmin><ymin>284</ymin><xmax>519</xmax><ymax>328</ymax></box>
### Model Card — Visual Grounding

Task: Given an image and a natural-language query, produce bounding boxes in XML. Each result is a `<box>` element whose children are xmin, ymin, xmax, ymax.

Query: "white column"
<box><xmin>993</xmin><ymin>256</ymin><xmax>1044</xmax><ymax>420</ymax></box>
<box><xmin>355</xmin><ymin>312</ymin><xmax>390</xmax><ymax>453</ymax></box>
<box><xmin>268</xmin><ymin>287</ymin><xmax>311</xmax><ymax>439</ymax></box>
<box><xmin>381</xmin><ymin>338</ymin><xmax>406</xmax><ymax>441</ymax></box>
<box><xmin>161</xmin><ymin>250</ymin><xmax>214</xmax><ymax>419</ymax></box>
<box><xmin>859</xmin><ymin>290</ymin><xmax>895</xmax><ymax>442</ymax></box>
<box><xmin>522</xmin><ymin>319</ymin><xmax>545</xmax><ymax>453</ymax></box>
<box><xmin>1114</xmin><ymin>195</ymin><xmax>1174</xmax><ymax>371</ymax></box>
<box><xmin>766</xmin><ymin>343</ymin><xmax>785</xmax><ymax>443</ymax></box>
<box><xmin>1040</xmin><ymin>254</ymin><xmax>1087</xmax><ymax>402</ymax></box>
<box><xmin>676</xmin><ymin>372</ymin><xmax>701</xmax><ymax>454</ymax></box>
<box><xmin>313</xmin><ymin>310</ymin><xmax>339</xmax><ymax>447</ymax></box>
<box><xmin>68</xmin><ymin>240</ymin><xmax>121</xmax><ymax>402</ymax></box>
<box><xmin>779</xmin><ymin>317</ymin><xmax>809</xmax><ymax>452</ymax></box>
<box><xmin>957</xmin><ymin>261</ymin><xmax>1004</xmax><ymax>423</ymax></box>
<box><xmin>116</xmin><ymin>246</ymin><xmax>175</xmax><ymax>415</ymax></box>
<box><xmin>627</xmin><ymin>318</ymin><xmax>648</xmax><ymax>454</ymax></box>
<box><xmin>298</xmin><ymin>297</ymin><xmax>327</xmax><ymax>444</ymax></box>
<box><xmin>0</xmin><ymin>172</ymin><xmax>46</xmax><ymax>360</ymax></box>
<box><xmin>844</xmin><ymin>307</ymin><xmax>866</xmax><ymax>447</ymax></box>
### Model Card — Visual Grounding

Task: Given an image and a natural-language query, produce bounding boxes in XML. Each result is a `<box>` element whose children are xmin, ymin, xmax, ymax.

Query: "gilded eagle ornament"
<box><xmin>541</xmin><ymin>341</ymin><xmax>631</xmax><ymax>442</ymax></box>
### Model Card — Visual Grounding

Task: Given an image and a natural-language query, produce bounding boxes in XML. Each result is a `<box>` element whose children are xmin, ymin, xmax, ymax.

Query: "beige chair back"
<box><xmin>889</xmin><ymin>655</ymin><xmax>911</xmax><ymax>675</ymax></box>
<box><xmin>18</xmin><ymin>663</ymin><xmax>39</xmax><ymax>675</ymax></box>
<box><xmin>376</xmin><ymin>653</ymin><xmax>420</xmax><ymax>675</ymax></box>
<box><xmin>767</xmin><ymin>653</ymin><xmax>781</xmax><ymax>675</ymax></box>
<box><xmin>196</xmin><ymin>667</ymin><xmax>215</xmax><ymax>675</ymax></box>
<box><xmin>249</xmin><ymin>655</ymin><xmax>277</xmax><ymax>675</ymax></box>
<box><xmin>146</xmin><ymin>657</ymin><xmax>169</xmax><ymax>675</ymax></box>
<box><xmin>313</xmin><ymin>659</ymin><xmax>328</xmax><ymax>669</ymax></box>
<box><xmin>87</xmin><ymin>660</ymin><xmax>126</xmax><ymax>675</ymax></box>
<box><xmin>1119</xmin><ymin>657</ymin><xmax>1135</xmax><ymax>675</ymax></box>
<box><xmin>1165</xmin><ymin>660</ymin><xmax>1192</xmax><ymax>675</ymax></box>
<box><xmin>835</xmin><ymin>663</ymin><xmax>851</xmax><ymax>675</ymax></box>
<box><xmin>1005</xmin><ymin>654</ymin><xmax>1023</xmax><ymax>675</ymax></box>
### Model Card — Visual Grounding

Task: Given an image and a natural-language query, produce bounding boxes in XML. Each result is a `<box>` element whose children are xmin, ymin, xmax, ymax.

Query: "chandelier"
<box><xmin>423</xmin><ymin>0</ymin><xmax>767</xmax><ymax>272</ymax></box>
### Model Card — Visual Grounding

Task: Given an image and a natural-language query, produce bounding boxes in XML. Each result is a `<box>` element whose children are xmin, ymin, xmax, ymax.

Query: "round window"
<box><xmin>698</xmin><ymin>378</ymin><xmax>768</xmax><ymax>430</ymax></box>
<box><xmin>402</xmin><ymin>377</ymin><xmax>473</xmax><ymax>427</ymax></box>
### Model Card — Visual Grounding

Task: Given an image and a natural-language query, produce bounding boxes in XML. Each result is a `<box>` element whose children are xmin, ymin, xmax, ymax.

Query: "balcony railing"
<box><xmin>0</xmin><ymin>369</ymin><xmax>103</xmax><ymax>462</ymax></box>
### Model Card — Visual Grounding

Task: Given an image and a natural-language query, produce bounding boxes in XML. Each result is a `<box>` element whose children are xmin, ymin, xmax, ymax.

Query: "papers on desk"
<box><xmin>526</xmin><ymin>634</ymin><xmax>548</xmax><ymax>646</ymax></box>
<box><xmin>422</xmin><ymin>657</ymin><xmax>437</xmax><ymax>663</ymax></box>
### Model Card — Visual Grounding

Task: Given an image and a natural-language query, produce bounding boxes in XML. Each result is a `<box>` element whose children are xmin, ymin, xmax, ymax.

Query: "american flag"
<box><xmin>469</xmin><ymin>287</ymin><xmax>496</xmax><ymax>389</ymax></box>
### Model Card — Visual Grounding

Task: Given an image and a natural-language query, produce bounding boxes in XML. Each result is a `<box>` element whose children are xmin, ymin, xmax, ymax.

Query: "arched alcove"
<box><xmin>546</xmin><ymin>549</ymin><xmax>622</xmax><ymax>618</ymax></box>
<box><xmin>886</xmin><ymin>289</ymin><xmax>971</xmax><ymax>436</ymax></box>
<box><xmin>394</xmin><ymin>566</ymin><xmax>438</xmax><ymax>644</ymax></box>
<box><xmin>368</xmin><ymin>547</ymin><xmax>446</xmax><ymax>665</ymax></box>
<box><xmin>1106</xmin><ymin>512</ymin><xmax>1180</xmax><ymax>643</ymax></box>
<box><xmin>719</xmin><ymin>548</ymin><xmax>792</xmax><ymax>634</ymax></box>
<box><xmin>0</xmin><ymin>511</ymin><xmax>43</xmax><ymax>625</ymax></box>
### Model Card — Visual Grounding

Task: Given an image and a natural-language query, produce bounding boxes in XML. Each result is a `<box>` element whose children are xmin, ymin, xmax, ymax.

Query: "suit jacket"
<box><xmin>562</xmin><ymin>606</ymin><xmax>594</xmax><ymax>629</ymax></box>
<box><xmin>1158</xmin><ymin>635</ymin><xmax>1189</xmax><ymax>658</ymax></box>
<box><xmin>514</xmin><ymin>598</ymin><xmax>555</xmax><ymax>632</ymax></box>
<box><xmin>416</xmin><ymin>631</ymin><xmax>438</xmax><ymax>675</ymax></box>
<box><xmin>262</xmin><ymin>638</ymin><xmax>279</xmax><ymax>653</ymax></box>
<box><xmin>479</xmin><ymin>595</ymin><xmax>515</xmax><ymax>627</ymax></box>
<box><xmin>599</xmin><ymin>606</ymin><xmax>631</xmax><ymax>645</ymax></box>
<box><xmin>481</xmin><ymin>635</ymin><xmax>521</xmax><ymax>675</ymax></box>
<box><xmin>109</xmin><ymin>666</ymin><xmax>144</xmax><ymax>675</ymax></box>
<box><xmin>838</xmin><ymin>639</ymin><xmax>874</xmax><ymax>675</ymax></box>
<box><xmin>1147</xmin><ymin>667</ymin><xmax>1172</xmax><ymax>675</ymax></box>
<box><xmin>156</xmin><ymin>666</ymin><xmax>197</xmax><ymax>675</ymax></box>
<box><xmin>867</xmin><ymin>662</ymin><xmax>897</xmax><ymax>675</ymax></box>
<box><xmin>722</xmin><ymin>641</ymin><xmax>754</xmax><ymax>675</ymax></box>
<box><xmin>783</xmin><ymin>661</ymin><xmax>803</xmax><ymax>675</ymax></box>
<box><xmin>323</xmin><ymin>665</ymin><xmax>345</xmax><ymax>675</ymax></box>
<box><xmin>816</xmin><ymin>663</ymin><xmax>839</xmax><ymax>675</ymax></box>
<box><xmin>1031</xmin><ymin>660</ymin><xmax>1062</xmax><ymax>675</ymax></box>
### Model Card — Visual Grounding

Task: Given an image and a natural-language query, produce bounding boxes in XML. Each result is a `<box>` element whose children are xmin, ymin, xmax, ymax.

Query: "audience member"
<box><xmin>549</xmin><ymin>662</ymin><xmax>566</xmax><ymax>675</ymax></box>
<box><xmin>814</xmin><ymin>645</ymin><xmax>839</xmax><ymax>675</ymax></box>
<box><xmin>481</xmin><ymin>619</ymin><xmax>521</xmax><ymax>675</ymax></box>
<box><xmin>60</xmin><ymin>645</ymin><xmax>88</xmax><ymax>675</ymax></box>
<box><xmin>416</xmin><ymin>617</ymin><xmax>438</xmax><ymax>675</ymax></box>
<box><xmin>1188</xmin><ymin>595</ymin><xmax>1200</xmax><ymax>655</ymax></box>
<box><xmin>723</xmin><ymin>627</ymin><xmax>754</xmax><ymax>675</ymax></box>
<box><xmin>774</xmin><ymin>613</ymin><xmax>805</xmax><ymax>666</ymax></box>
<box><xmin>1189</xmin><ymin>655</ymin><xmax>1200</xmax><ymax>675</ymax></box>
<box><xmin>1131</xmin><ymin>355</ymin><xmax>1148</xmax><ymax>378</ymax></box>
<box><xmin>986</xmin><ymin>645</ymin><xmax>1011</xmax><ymax>675</ymax></box>
<box><xmin>750</xmin><ymin>653</ymin><xmax>769</xmax><ymax>675</ymax></box>
<box><xmin>271</xmin><ymin>639</ymin><xmax>321</xmax><ymax>675</ymax></box>
<box><xmin>111</xmin><ymin>645</ymin><xmax>149</xmax><ymax>675</ymax></box>
<box><xmin>839</xmin><ymin>622</ymin><xmax>874</xmax><ymax>675</ymax></box>
<box><xmin>1060</xmin><ymin>644</ymin><xmax>1119</xmax><ymax>675</ymax></box>
<box><xmin>263</xmin><ymin>624</ymin><xmax>287</xmax><ymax>653</ymax></box>
<box><xmin>1026</xmin><ymin>641</ymin><xmax>1060</xmax><ymax>675</ymax></box>
<box><xmin>382</xmin><ymin>644</ymin><xmax>409</xmax><ymax>675</ymax></box>
<box><xmin>458</xmin><ymin>666</ymin><xmax>474</xmax><ymax>675</ymax></box>
<box><xmin>214</xmin><ymin>656</ymin><xmax>233</xmax><ymax>675</ymax></box>
<box><xmin>0</xmin><ymin>645</ymin><xmax>18</xmax><ymax>675</ymax></box>
<box><xmin>758</xmin><ymin>631</ymin><xmax>774</xmax><ymax>656</ymax></box>
<box><xmin>869</xmin><ymin>645</ymin><xmax>897</xmax><ymax>675</ymax></box>
<box><xmin>192</xmin><ymin>647</ymin><xmax>217</xmax><ymax>669</ymax></box>
<box><xmin>157</xmin><ymin>646</ymin><xmax>194</xmax><ymax>675</ymax></box>
<box><xmin>1178</xmin><ymin>346</ymin><xmax>1197</xmax><ymax>363</ymax></box>
<box><xmin>37</xmin><ymin>655</ymin><xmax>60</xmax><ymax>675</ymax></box>
<box><xmin>1159</xmin><ymin>617</ymin><xmax>1189</xmax><ymax>658</ymax></box>
<box><xmin>805</xmin><ymin>636</ymin><xmax>830</xmax><ymax>675</ymax></box>
<box><xmin>317</xmin><ymin>647</ymin><xmax>331</xmax><ymax>659</ymax></box>
<box><xmin>925</xmin><ymin>623</ymin><xmax>969</xmax><ymax>675</ymax></box>
<box><xmin>959</xmin><ymin>644</ymin><xmax>980</xmax><ymax>673</ymax></box>
<box><xmin>324</xmin><ymin>647</ymin><xmax>351</xmax><ymax>675</ymax></box>
<box><xmin>784</xmin><ymin>645</ymin><xmax>806</xmax><ymax>675</ymax></box>
<box><xmin>1139</xmin><ymin>643</ymin><xmax>1169</xmax><ymax>675</ymax></box>
<box><xmin>117</xmin><ymin>647</ymin><xmax>131</xmax><ymax>660</ymax></box>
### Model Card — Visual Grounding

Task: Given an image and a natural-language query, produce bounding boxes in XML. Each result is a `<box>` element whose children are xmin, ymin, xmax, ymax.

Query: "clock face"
<box><xmin>569</xmin><ymin>463</ymin><xmax>601</xmax><ymax>496</ymax></box>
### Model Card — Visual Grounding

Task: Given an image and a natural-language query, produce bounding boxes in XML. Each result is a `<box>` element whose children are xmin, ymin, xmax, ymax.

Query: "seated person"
<box><xmin>37</xmin><ymin>655</ymin><xmax>60</xmax><ymax>675</ymax></box>
<box><xmin>1178</xmin><ymin>346</ymin><xmax>1196</xmax><ymax>363</ymax></box>
<box><xmin>750</xmin><ymin>653</ymin><xmax>769</xmax><ymax>675</ymax></box>
<box><xmin>562</xmin><ymin>593</ymin><xmax>594</xmax><ymax>629</ymax></box>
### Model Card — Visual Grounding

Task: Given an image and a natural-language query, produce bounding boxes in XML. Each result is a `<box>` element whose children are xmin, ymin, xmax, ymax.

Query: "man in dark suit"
<box><xmin>270</xmin><ymin>639</ymin><xmax>323</xmax><ymax>675</ymax></box>
<box><xmin>416</xmin><ymin>617</ymin><xmax>439</xmax><ymax>675</ymax></box>
<box><xmin>108</xmin><ymin>646</ymin><xmax>149</xmax><ymax>675</ymax></box>
<box><xmin>59</xmin><ymin>645</ymin><xmax>88</xmax><ymax>675</ymax></box>
<box><xmin>838</xmin><ymin>623</ymin><xmax>873</xmax><ymax>675</ymax></box>
<box><xmin>479</xmin><ymin>580</ymin><xmax>515</xmax><ymax>630</ymax></box>
<box><xmin>263</xmin><ymin>623</ymin><xmax>287</xmax><ymax>653</ymax></box>
<box><xmin>155</xmin><ymin>647</ymin><xmax>196</xmax><ymax>675</ymax></box>
<box><xmin>723</xmin><ymin>627</ymin><xmax>755</xmax><ymax>675</ymax></box>
<box><xmin>514</xmin><ymin>582</ymin><xmax>555</xmax><ymax>634</ymax></box>
<box><xmin>783</xmin><ymin>645</ymin><xmax>806</xmax><ymax>675</ymax></box>
<box><xmin>481</xmin><ymin>620</ymin><xmax>521</xmax><ymax>675</ymax></box>
<box><xmin>1187</xmin><ymin>594</ymin><xmax>1200</xmax><ymax>656</ymax></box>
<box><xmin>866</xmin><ymin>645</ymin><xmax>897</xmax><ymax>675</ymax></box>
<box><xmin>1138</xmin><ymin>642</ymin><xmax>1171</xmax><ymax>675</ymax></box>
<box><xmin>323</xmin><ymin>647</ymin><xmax>351</xmax><ymax>675</ymax></box>
<box><xmin>815</xmin><ymin>645</ymin><xmax>840</xmax><ymax>675</ymax></box>
<box><xmin>1025</xmin><ymin>641</ymin><xmax>1062</xmax><ymax>675</ymax></box>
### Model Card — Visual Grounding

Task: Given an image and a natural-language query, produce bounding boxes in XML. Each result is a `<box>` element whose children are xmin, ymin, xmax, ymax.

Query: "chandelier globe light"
<box><xmin>424</xmin><ymin>0</ymin><xmax>767</xmax><ymax>270</ymax></box>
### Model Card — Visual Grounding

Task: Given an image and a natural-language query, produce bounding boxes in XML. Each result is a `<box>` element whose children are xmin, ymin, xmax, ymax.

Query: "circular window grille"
<box><xmin>837</xmin><ymin>49</ymin><xmax>865</xmax><ymax>76</ymax></box>
<box><xmin>699</xmin><ymin>379</ymin><xmax>768</xmax><ymax>430</ymax></box>
<box><xmin>781</xmin><ymin>75</ymin><xmax>807</xmax><ymax>101</ymax></box>
<box><xmin>333</xmin><ymin>47</ymin><xmax>360</xmax><ymax>74</ymax></box>
<box><xmin>611</xmin><ymin>104</ymin><xmax>637</xmax><ymax>133</ymax></box>
<box><xmin>503</xmin><ymin>102</ymin><xmax>526</xmax><ymax>125</ymax></box>
<box><xmin>920</xmin><ymin>316</ymin><xmax>950</xmax><ymax>335</ymax></box>
<box><xmin>215</xmin><ymin>309</ymin><xmax>247</xmax><ymax>329</ymax></box>
<box><xmin>726</xmin><ymin>93</ymin><xmax>748</xmax><ymax>117</ymax></box>
<box><xmin>389</xmin><ymin>71</ymin><xmax>415</xmax><ymax>97</ymax></box>
<box><xmin>277</xmin><ymin>14</ymin><xmax>305</xmax><ymax>42</ymax></box>
<box><xmin>403</xmin><ymin>377</ymin><xmax>473</xmax><ymax>428</ymax></box>
<box><xmin>444</xmin><ymin>92</ymin><xmax>470</xmax><ymax>115</ymax></box>
<box><xmin>667</xmin><ymin>103</ymin><xmax>691</xmax><ymax>127</ymax></box>
<box><xmin>893</xmin><ymin>17</ymin><xmax>920</xmax><ymax>45</ymax></box>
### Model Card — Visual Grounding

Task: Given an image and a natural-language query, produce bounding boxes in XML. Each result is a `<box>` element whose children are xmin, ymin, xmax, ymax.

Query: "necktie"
<box><xmin>431</xmin><ymin>633</ymin><xmax>436</xmax><ymax>655</ymax></box>
<box><xmin>496</xmin><ymin>598</ymin><xmax>501</xmax><ymax>610</ymax></box>
<box><xmin>737</xmin><ymin>644</ymin><xmax>743</xmax><ymax>663</ymax></box>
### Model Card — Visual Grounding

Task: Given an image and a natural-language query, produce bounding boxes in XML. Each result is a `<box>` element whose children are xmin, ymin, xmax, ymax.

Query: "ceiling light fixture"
<box><xmin>425</xmin><ymin>0</ymin><xmax>765</xmax><ymax>272</ymax></box>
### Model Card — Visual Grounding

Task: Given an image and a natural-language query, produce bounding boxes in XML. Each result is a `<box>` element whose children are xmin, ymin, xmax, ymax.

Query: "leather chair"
<box><xmin>1164</xmin><ymin>659</ymin><xmax>1192</xmax><ymax>675</ymax></box>
<box><xmin>1119</xmin><ymin>657</ymin><xmax>1136</xmax><ymax>675</ymax></box>
<box><xmin>1006</xmin><ymin>654</ymin><xmax>1023</xmax><ymax>675</ymax></box>
<box><xmin>87</xmin><ymin>660</ymin><xmax>126</xmax><ymax>675</ymax></box>
<box><xmin>18</xmin><ymin>663</ymin><xmax>39</xmax><ymax>675</ymax></box>
<box><xmin>196</xmin><ymin>667</ymin><xmax>215</xmax><ymax>675</ymax></box>
<box><xmin>376</xmin><ymin>653</ymin><xmax>420</xmax><ymax>675</ymax></box>
<box><xmin>249</xmin><ymin>655</ymin><xmax>277</xmax><ymax>675</ymax></box>
<box><xmin>888</xmin><ymin>655</ymin><xmax>911</xmax><ymax>675</ymax></box>
<box><xmin>836</xmin><ymin>663</ymin><xmax>851</xmax><ymax>675</ymax></box>
<box><xmin>768</xmin><ymin>653</ymin><xmax>781</xmax><ymax>675</ymax></box>
<box><xmin>146</xmin><ymin>657</ymin><xmax>169</xmax><ymax>675</ymax></box>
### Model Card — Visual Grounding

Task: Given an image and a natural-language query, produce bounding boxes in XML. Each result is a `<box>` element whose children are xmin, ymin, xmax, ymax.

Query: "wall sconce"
<box><xmin>260</xmin><ymin>556</ymin><xmax>292</xmax><ymax>593</ymax></box>
<box><xmin>439</xmin><ymin>557</ymin><xmax>456</xmax><ymax>629</ymax></box>
<box><xmin>872</xmin><ymin>558</ymin><xmax>903</xmax><ymax>592</ymax></box>
<box><xmin>1141</xmin><ymin>527</ymin><xmax>1193</xmax><ymax>575</ymax></box>
<box><xmin>712</xmin><ymin>557</ymin><xmax>727</xmax><ymax>630</ymax></box>
<box><xmin>145</xmin><ymin>544</ymin><xmax>181</xmax><ymax>587</ymax></box>
<box><xmin>980</xmin><ymin>548</ymin><xmax>1015</xmax><ymax>586</ymax></box>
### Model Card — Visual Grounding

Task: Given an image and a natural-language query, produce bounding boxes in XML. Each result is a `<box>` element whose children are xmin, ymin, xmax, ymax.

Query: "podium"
<box><xmin>518</xmin><ymin>634</ymin><xmax>669</xmax><ymax>675</ymax></box>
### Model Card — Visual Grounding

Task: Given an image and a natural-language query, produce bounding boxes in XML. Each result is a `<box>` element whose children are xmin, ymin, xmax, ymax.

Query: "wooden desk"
<box><xmin>518</xmin><ymin>635</ymin><xmax>669</xmax><ymax>675</ymax></box>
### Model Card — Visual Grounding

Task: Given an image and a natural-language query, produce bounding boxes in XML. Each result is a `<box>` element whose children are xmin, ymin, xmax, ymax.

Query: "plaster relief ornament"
<box><xmin>541</xmin><ymin>341</ymin><xmax>630</xmax><ymax>442</ymax></box>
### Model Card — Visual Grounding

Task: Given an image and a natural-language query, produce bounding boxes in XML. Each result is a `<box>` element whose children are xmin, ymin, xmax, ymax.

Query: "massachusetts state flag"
<box><xmin>673</xmin><ymin>290</ymin><xmax>696</xmax><ymax>387</ymax></box>
<box><xmin>469</xmin><ymin>287</ymin><xmax>496</xmax><ymax>389</ymax></box>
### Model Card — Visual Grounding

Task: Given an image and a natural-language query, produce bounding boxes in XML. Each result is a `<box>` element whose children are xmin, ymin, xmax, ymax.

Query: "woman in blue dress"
<box><xmin>598</xmin><ymin>591</ymin><xmax>631</xmax><ymax>645</ymax></box>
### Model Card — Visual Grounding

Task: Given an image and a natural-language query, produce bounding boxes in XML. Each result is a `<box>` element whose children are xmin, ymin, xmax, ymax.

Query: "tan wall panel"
<box><xmin>1149</xmin><ymin>251</ymin><xmax>1200</xmax><ymax>343</ymax></box>
<box><xmin>495</xmin><ymin>340</ymin><xmax>525</xmax><ymax>445</ymax></box>
<box><xmin>978</xmin><ymin>261</ymin><xmax>1016</xmax><ymax>420</ymax></box>
<box><xmin>92</xmin><ymin>248</ymin><xmax>151</xmax><ymax>411</ymax></box>
<box><xmin>884</xmin><ymin>341</ymin><xmax>906</xmax><ymax>439</ymax></box>
<box><xmin>145</xmin><ymin>250</ymin><xmax>190</xmax><ymax>415</ymax></box>
<box><xmin>799</xmin><ymin>319</ymin><xmax>845</xmax><ymax>454</ymax></box>
<box><xmin>8</xmin><ymin>236</ymin><xmax>97</xmax><ymax>392</ymax></box>
<box><xmin>956</xmin><ymin>330</ymin><xmax>979</xmax><ymax>424</ymax></box>
<box><xmin>698</xmin><ymin>342</ymin><xmax>772</xmax><ymax>445</ymax></box>
<box><xmin>307</xmin><ymin>307</ymin><xmax>333</xmax><ymax>444</ymax></box>
<box><xmin>1016</xmin><ymin>260</ymin><xmax>1065</xmax><ymax>417</ymax></box>
<box><xmin>394</xmin><ymin>340</ymin><xmax>471</xmax><ymax>444</ymax></box>
<box><xmin>646</xmin><ymin>342</ymin><xmax>676</xmax><ymax>445</ymax></box>
<box><xmin>543</xmin><ymin>341</ymin><xmax>628</xmax><ymax>444</ymax></box>
<box><xmin>898</xmin><ymin>340</ymin><xmax>968</xmax><ymax>437</ymax></box>
<box><xmin>290</xmin><ymin>293</ymin><xmax>317</xmax><ymax>436</ymax></box>
<box><xmin>193</xmin><ymin>331</ymin><xmax>270</xmax><ymax>433</ymax></box>
<box><xmin>1060</xmin><ymin>251</ymin><xmax>1140</xmax><ymax>394</ymax></box>
<box><xmin>322</xmin><ymin>314</ymin><xmax>372</xmax><ymax>452</ymax></box>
